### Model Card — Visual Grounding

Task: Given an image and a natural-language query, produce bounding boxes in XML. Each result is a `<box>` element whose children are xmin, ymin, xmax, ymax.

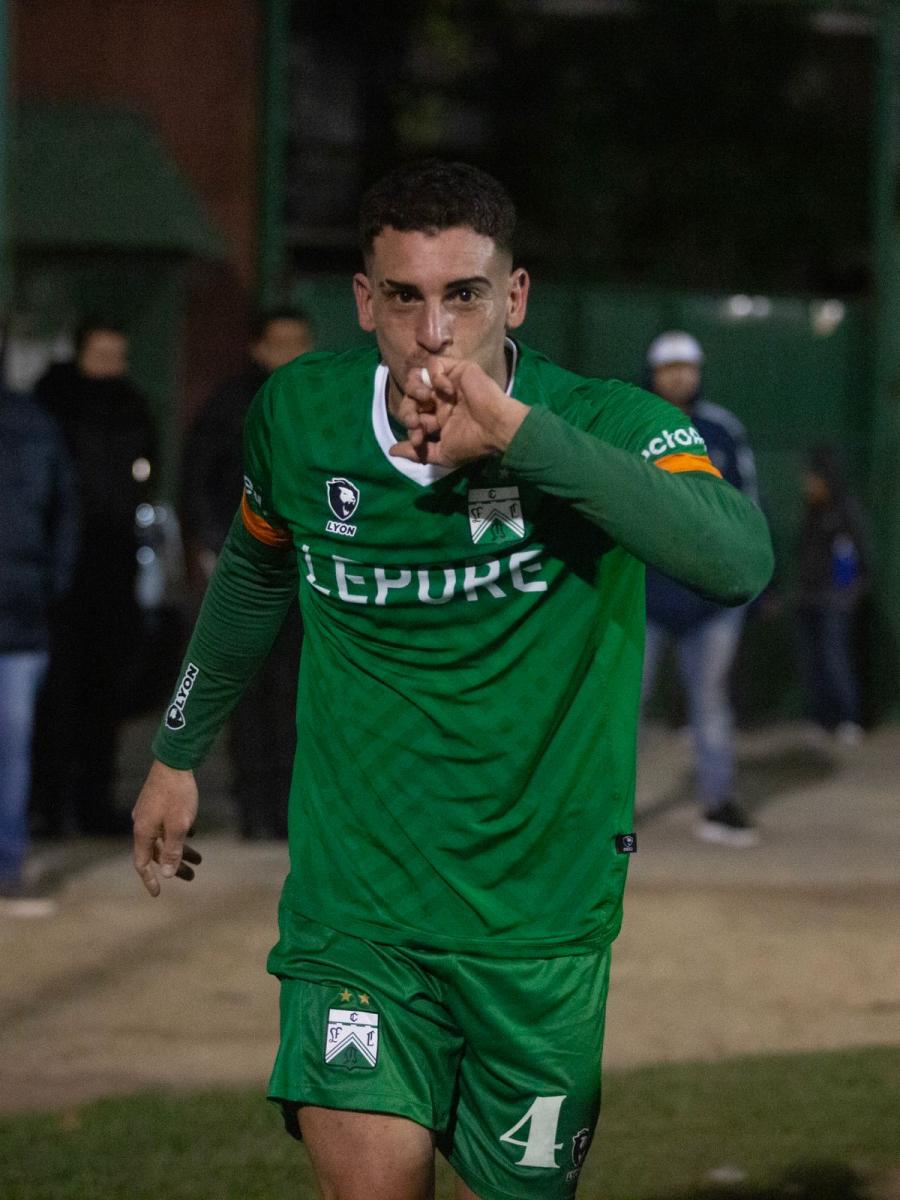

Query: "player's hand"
<box><xmin>132</xmin><ymin>759</ymin><xmax>201</xmax><ymax>897</ymax></box>
<box><xmin>390</xmin><ymin>357</ymin><xmax>529</xmax><ymax>467</ymax></box>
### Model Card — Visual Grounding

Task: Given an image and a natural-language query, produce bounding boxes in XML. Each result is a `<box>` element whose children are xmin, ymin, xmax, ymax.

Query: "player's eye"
<box><xmin>452</xmin><ymin>287</ymin><xmax>476</xmax><ymax>303</ymax></box>
<box><xmin>390</xmin><ymin>289</ymin><xmax>418</xmax><ymax>304</ymax></box>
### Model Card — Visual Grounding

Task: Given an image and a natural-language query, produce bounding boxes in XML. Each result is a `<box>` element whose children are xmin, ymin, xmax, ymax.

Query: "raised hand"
<box><xmin>390</xmin><ymin>357</ymin><xmax>529</xmax><ymax>468</ymax></box>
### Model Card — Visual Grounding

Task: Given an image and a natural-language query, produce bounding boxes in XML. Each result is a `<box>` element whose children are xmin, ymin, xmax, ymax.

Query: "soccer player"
<box><xmin>132</xmin><ymin>159</ymin><xmax>773</xmax><ymax>1200</ymax></box>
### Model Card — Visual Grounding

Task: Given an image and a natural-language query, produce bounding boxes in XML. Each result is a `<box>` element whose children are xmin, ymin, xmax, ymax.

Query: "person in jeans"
<box><xmin>0</xmin><ymin>385</ymin><xmax>78</xmax><ymax>912</ymax></box>
<box><xmin>31</xmin><ymin>321</ymin><xmax>156</xmax><ymax>835</ymax></box>
<box><xmin>641</xmin><ymin>331</ymin><xmax>761</xmax><ymax>847</ymax></box>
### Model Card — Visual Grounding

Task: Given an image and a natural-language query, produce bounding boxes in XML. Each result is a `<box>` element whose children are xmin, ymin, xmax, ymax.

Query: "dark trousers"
<box><xmin>31</xmin><ymin>586</ymin><xmax>140</xmax><ymax>834</ymax></box>
<box><xmin>227</xmin><ymin>602</ymin><xmax>302</xmax><ymax>839</ymax></box>
<box><xmin>796</xmin><ymin>605</ymin><xmax>861</xmax><ymax>729</ymax></box>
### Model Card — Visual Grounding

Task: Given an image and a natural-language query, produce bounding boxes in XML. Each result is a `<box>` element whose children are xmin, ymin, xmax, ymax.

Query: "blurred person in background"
<box><xmin>0</xmin><ymin>379</ymin><xmax>78</xmax><ymax>913</ymax></box>
<box><xmin>181</xmin><ymin>308</ymin><xmax>313</xmax><ymax>839</ymax></box>
<box><xmin>31</xmin><ymin>320</ymin><xmax>157</xmax><ymax>836</ymax></box>
<box><xmin>641</xmin><ymin>331</ymin><xmax>761</xmax><ymax>847</ymax></box>
<box><xmin>795</xmin><ymin>443</ymin><xmax>869</xmax><ymax>745</ymax></box>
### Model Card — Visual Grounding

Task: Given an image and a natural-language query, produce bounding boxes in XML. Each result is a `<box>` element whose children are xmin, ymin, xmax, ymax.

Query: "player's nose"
<box><xmin>416</xmin><ymin>301</ymin><xmax>452</xmax><ymax>354</ymax></box>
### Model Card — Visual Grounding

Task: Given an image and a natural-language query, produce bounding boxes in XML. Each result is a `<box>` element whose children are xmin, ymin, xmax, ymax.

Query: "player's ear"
<box><xmin>353</xmin><ymin>272</ymin><xmax>376</xmax><ymax>332</ymax></box>
<box><xmin>505</xmin><ymin>268</ymin><xmax>529</xmax><ymax>330</ymax></box>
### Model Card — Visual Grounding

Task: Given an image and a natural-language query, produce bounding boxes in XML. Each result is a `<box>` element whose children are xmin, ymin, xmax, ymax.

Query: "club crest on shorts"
<box><xmin>571</xmin><ymin>1127</ymin><xmax>592</xmax><ymax>1168</ymax></box>
<box><xmin>468</xmin><ymin>486</ymin><xmax>525</xmax><ymax>544</ymax></box>
<box><xmin>326</xmin><ymin>477</ymin><xmax>360</xmax><ymax>537</ymax></box>
<box><xmin>325</xmin><ymin>1006</ymin><xmax>379</xmax><ymax>1070</ymax></box>
<box><xmin>565</xmin><ymin>1126</ymin><xmax>593</xmax><ymax>1182</ymax></box>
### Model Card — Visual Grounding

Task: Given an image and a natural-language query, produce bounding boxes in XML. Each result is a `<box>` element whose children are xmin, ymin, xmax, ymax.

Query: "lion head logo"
<box><xmin>571</xmin><ymin>1127</ymin><xmax>592</xmax><ymax>1169</ymax></box>
<box><xmin>327</xmin><ymin>477</ymin><xmax>360</xmax><ymax>521</ymax></box>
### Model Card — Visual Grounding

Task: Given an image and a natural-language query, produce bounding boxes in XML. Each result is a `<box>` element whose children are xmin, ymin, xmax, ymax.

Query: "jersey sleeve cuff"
<box><xmin>501</xmin><ymin>404</ymin><xmax>552</xmax><ymax>471</ymax></box>
<box><xmin>150</xmin><ymin>729</ymin><xmax>203</xmax><ymax>771</ymax></box>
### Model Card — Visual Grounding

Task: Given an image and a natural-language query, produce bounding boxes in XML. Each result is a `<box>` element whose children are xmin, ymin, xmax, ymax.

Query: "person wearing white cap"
<box><xmin>642</xmin><ymin>331</ymin><xmax>761</xmax><ymax>847</ymax></box>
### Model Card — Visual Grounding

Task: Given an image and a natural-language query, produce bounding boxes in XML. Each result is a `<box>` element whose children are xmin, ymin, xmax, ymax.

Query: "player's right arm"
<box><xmin>132</xmin><ymin>377</ymin><xmax>298</xmax><ymax>896</ymax></box>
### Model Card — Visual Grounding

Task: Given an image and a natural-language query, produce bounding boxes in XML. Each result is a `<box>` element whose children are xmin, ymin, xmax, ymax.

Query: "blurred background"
<box><xmin>1</xmin><ymin>4</ymin><xmax>899</xmax><ymax>1197</ymax></box>
<box><xmin>2</xmin><ymin>0</ymin><xmax>898</xmax><ymax>728</ymax></box>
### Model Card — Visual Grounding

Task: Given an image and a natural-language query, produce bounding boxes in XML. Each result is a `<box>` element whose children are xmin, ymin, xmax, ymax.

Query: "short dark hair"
<box><xmin>250</xmin><ymin>306</ymin><xmax>312</xmax><ymax>342</ymax></box>
<box><xmin>358</xmin><ymin>159</ymin><xmax>517</xmax><ymax>261</ymax></box>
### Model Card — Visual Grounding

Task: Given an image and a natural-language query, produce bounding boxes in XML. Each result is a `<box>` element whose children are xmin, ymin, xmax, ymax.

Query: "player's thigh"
<box><xmin>445</xmin><ymin>947</ymin><xmax>612</xmax><ymax>1200</ymax></box>
<box><xmin>298</xmin><ymin>1105</ymin><xmax>436</xmax><ymax>1200</ymax></box>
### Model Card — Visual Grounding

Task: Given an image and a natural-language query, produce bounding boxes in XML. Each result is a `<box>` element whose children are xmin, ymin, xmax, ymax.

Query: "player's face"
<box><xmin>353</xmin><ymin>226</ymin><xmax>529</xmax><ymax>397</ymax></box>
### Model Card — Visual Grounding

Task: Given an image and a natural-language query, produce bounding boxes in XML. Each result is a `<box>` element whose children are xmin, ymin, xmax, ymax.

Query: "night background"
<box><xmin>0</xmin><ymin>4</ymin><xmax>899</xmax><ymax>1199</ymax></box>
<box><xmin>286</xmin><ymin>0</ymin><xmax>874</xmax><ymax>296</ymax></box>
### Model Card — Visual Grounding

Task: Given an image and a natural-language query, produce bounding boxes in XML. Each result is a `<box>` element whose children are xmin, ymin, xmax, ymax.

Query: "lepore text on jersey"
<box><xmin>154</xmin><ymin>341</ymin><xmax>772</xmax><ymax>955</ymax></box>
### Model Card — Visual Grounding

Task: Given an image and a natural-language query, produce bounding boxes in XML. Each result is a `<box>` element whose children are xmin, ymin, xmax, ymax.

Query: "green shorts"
<box><xmin>267</xmin><ymin>908</ymin><xmax>611</xmax><ymax>1200</ymax></box>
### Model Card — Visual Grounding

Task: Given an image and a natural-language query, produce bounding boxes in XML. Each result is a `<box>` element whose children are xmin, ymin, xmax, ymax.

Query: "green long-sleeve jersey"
<box><xmin>154</xmin><ymin>341</ymin><xmax>772</xmax><ymax>955</ymax></box>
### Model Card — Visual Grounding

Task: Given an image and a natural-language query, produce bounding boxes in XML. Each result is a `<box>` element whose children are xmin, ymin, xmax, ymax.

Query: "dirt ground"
<box><xmin>1</xmin><ymin>721</ymin><xmax>898</xmax><ymax>1115</ymax></box>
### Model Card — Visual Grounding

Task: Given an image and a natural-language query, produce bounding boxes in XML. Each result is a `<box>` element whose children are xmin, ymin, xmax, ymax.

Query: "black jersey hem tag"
<box><xmin>615</xmin><ymin>833</ymin><xmax>637</xmax><ymax>854</ymax></box>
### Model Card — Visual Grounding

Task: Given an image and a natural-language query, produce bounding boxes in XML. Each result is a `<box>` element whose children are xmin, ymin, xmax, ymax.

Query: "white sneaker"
<box><xmin>835</xmin><ymin>722</ymin><xmax>863</xmax><ymax>747</ymax></box>
<box><xmin>695</xmin><ymin>800</ymin><xmax>759</xmax><ymax>848</ymax></box>
<box><xmin>0</xmin><ymin>895</ymin><xmax>57</xmax><ymax>918</ymax></box>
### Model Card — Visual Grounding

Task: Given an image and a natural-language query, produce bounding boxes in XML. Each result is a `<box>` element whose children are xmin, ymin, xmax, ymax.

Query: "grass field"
<box><xmin>1</xmin><ymin>1045</ymin><xmax>897</xmax><ymax>1199</ymax></box>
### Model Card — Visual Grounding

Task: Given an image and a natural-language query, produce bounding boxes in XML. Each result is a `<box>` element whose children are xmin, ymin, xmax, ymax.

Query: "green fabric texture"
<box><xmin>151</xmin><ymin>341</ymin><xmax>773</xmax><ymax>956</ymax></box>
<box><xmin>267</xmin><ymin>908</ymin><xmax>611</xmax><ymax>1199</ymax></box>
<box><xmin>152</xmin><ymin>513</ymin><xmax>296</xmax><ymax>768</ymax></box>
<box><xmin>503</xmin><ymin>403</ymin><xmax>773</xmax><ymax>605</ymax></box>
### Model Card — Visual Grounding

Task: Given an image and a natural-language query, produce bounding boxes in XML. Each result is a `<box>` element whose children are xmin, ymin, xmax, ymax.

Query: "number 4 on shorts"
<box><xmin>499</xmin><ymin>1096</ymin><xmax>566</xmax><ymax>1168</ymax></box>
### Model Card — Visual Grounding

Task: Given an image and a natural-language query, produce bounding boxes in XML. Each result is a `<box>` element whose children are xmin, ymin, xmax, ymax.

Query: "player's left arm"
<box><xmin>503</xmin><ymin>402</ymin><xmax>772</xmax><ymax>605</ymax></box>
<box><xmin>393</xmin><ymin>358</ymin><xmax>772</xmax><ymax>605</ymax></box>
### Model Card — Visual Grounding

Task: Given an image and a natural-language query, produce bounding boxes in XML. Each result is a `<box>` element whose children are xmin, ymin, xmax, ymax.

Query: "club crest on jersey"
<box><xmin>468</xmin><ymin>486</ymin><xmax>525</xmax><ymax>544</ymax></box>
<box><xmin>326</xmin><ymin>477</ymin><xmax>360</xmax><ymax>537</ymax></box>
<box><xmin>324</xmin><ymin>1006</ymin><xmax>379</xmax><ymax>1070</ymax></box>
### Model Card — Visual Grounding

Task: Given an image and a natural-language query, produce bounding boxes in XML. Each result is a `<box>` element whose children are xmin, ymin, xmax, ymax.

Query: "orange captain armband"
<box><xmin>652</xmin><ymin>452</ymin><xmax>722</xmax><ymax>479</ymax></box>
<box><xmin>241</xmin><ymin>493</ymin><xmax>292</xmax><ymax>548</ymax></box>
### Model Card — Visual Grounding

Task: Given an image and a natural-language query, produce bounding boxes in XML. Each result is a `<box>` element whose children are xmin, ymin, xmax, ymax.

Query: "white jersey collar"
<box><xmin>371</xmin><ymin>338</ymin><xmax>519</xmax><ymax>487</ymax></box>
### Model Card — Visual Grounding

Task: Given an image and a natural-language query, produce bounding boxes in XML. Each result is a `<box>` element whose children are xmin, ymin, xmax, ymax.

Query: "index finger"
<box><xmin>158</xmin><ymin>824</ymin><xmax>189</xmax><ymax>880</ymax></box>
<box><xmin>403</xmin><ymin>358</ymin><xmax>457</xmax><ymax>402</ymax></box>
<box><xmin>426</xmin><ymin>359</ymin><xmax>458</xmax><ymax>397</ymax></box>
<box><xmin>401</xmin><ymin>367</ymin><xmax>434</xmax><ymax>402</ymax></box>
<box><xmin>133</xmin><ymin>830</ymin><xmax>161</xmax><ymax>898</ymax></box>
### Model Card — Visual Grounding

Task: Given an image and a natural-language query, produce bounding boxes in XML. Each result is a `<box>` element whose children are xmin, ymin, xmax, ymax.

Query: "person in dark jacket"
<box><xmin>641</xmin><ymin>331</ymin><xmax>762</xmax><ymax>847</ymax></box>
<box><xmin>0</xmin><ymin>386</ymin><xmax>78</xmax><ymax>908</ymax></box>
<box><xmin>795</xmin><ymin>443</ymin><xmax>869</xmax><ymax>743</ymax></box>
<box><xmin>31</xmin><ymin>321</ymin><xmax>156</xmax><ymax>835</ymax></box>
<box><xmin>181</xmin><ymin>308</ymin><xmax>313</xmax><ymax>839</ymax></box>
